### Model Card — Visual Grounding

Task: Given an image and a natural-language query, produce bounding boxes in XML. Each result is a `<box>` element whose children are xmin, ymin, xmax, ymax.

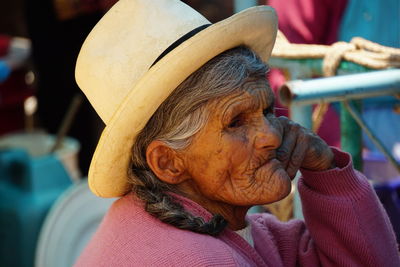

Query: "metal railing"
<box><xmin>270</xmin><ymin>57</ymin><xmax>400</xmax><ymax>218</ymax></box>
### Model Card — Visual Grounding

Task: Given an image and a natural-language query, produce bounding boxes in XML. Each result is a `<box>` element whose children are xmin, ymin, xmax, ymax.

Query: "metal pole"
<box><xmin>290</xmin><ymin>105</ymin><xmax>313</xmax><ymax>129</ymax></box>
<box><xmin>340</xmin><ymin>101</ymin><xmax>363</xmax><ymax>170</ymax></box>
<box><xmin>279</xmin><ymin>69</ymin><xmax>400</xmax><ymax>106</ymax></box>
<box><xmin>287</xmin><ymin>71</ymin><xmax>313</xmax><ymax>220</ymax></box>
<box><xmin>290</xmin><ymin>104</ymin><xmax>312</xmax><ymax>220</ymax></box>
<box><xmin>343</xmin><ymin>101</ymin><xmax>400</xmax><ymax>173</ymax></box>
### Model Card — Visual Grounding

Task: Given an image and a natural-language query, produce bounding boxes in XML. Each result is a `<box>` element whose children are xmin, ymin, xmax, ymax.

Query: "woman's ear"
<box><xmin>146</xmin><ymin>140</ymin><xmax>188</xmax><ymax>184</ymax></box>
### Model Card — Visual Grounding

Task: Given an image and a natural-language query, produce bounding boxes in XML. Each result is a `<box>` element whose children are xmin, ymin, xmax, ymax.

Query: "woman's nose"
<box><xmin>254</xmin><ymin>117</ymin><xmax>282</xmax><ymax>150</ymax></box>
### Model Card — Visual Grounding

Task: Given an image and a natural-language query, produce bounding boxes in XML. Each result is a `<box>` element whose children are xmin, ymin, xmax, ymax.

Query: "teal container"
<box><xmin>0</xmin><ymin>133</ymin><xmax>78</xmax><ymax>267</ymax></box>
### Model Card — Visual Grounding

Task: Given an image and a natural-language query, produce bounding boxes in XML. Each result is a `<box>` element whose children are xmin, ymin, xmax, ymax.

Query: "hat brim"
<box><xmin>89</xmin><ymin>6</ymin><xmax>278</xmax><ymax>197</ymax></box>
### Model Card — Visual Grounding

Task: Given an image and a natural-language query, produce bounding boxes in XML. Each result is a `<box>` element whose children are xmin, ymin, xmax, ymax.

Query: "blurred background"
<box><xmin>0</xmin><ymin>0</ymin><xmax>399</xmax><ymax>266</ymax></box>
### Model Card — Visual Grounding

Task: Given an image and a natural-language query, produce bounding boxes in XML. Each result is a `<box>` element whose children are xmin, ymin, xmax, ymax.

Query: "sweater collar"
<box><xmin>170</xmin><ymin>192</ymin><xmax>214</xmax><ymax>221</ymax></box>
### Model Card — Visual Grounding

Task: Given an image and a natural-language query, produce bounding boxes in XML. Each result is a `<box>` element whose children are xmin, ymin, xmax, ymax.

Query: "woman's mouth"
<box><xmin>255</xmin><ymin>158</ymin><xmax>285</xmax><ymax>178</ymax></box>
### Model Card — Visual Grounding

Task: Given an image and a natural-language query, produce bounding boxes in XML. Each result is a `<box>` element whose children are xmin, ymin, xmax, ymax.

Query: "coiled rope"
<box><xmin>272</xmin><ymin>31</ymin><xmax>400</xmax><ymax>132</ymax></box>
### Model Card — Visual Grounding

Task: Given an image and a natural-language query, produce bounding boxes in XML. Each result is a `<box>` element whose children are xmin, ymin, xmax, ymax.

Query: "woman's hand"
<box><xmin>276</xmin><ymin>116</ymin><xmax>335</xmax><ymax>179</ymax></box>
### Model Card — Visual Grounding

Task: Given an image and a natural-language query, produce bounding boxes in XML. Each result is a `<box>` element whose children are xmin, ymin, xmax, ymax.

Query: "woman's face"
<box><xmin>179</xmin><ymin>79</ymin><xmax>291</xmax><ymax>207</ymax></box>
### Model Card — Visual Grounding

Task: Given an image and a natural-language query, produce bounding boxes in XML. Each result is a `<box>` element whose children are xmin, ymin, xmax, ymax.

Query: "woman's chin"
<box><xmin>258</xmin><ymin>167</ymin><xmax>292</xmax><ymax>204</ymax></box>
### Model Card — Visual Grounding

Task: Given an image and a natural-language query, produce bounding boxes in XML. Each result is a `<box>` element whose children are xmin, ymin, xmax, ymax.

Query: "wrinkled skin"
<box><xmin>166</xmin><ymin>80</ymin><xmax>334</xmax><ymax>230</ymax></box>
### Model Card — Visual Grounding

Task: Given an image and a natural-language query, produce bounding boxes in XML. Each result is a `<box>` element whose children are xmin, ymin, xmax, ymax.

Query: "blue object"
<box><xmin>0</xmin><ymin>60</ymin><xmax>11</xmax><ymax>83</ymax></box>
<box><xmin>0</xmin><ymin>148</ymin><xmax>72</xmax><ymax>267</ymax></box>
<box><xmin>339</xmin><ymin>0</ymin><xmax>400</xmax><ymax>48</ymax></box>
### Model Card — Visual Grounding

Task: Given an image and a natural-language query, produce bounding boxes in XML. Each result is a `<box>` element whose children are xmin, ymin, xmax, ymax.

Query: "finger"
<box><xmin>286</xmin><ymin>132</ymin><xmax>308</xmax><ymax>179</ymax></box>
<box><xmin>276</xmin><ymin>122</ymin><xmax>297</xmax><ymax>169</ymax></box>
<box><xmin>302</xmin><ymin>138</ymin><xmax>334</xmax><ymax>170</ymax></box>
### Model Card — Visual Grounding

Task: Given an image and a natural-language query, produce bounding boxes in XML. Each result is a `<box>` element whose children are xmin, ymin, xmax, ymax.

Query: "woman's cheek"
<box><xmin>226</xmin><ymin>134</ymin><xmax>251</xmax><ymax>163</ymax></box>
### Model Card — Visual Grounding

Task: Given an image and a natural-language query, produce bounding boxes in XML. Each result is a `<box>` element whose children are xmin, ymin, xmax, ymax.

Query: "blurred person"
<box><xmin>24</xmin><ymin>0</ymin><xmax>117</xmax><ymax>174</ymax></box>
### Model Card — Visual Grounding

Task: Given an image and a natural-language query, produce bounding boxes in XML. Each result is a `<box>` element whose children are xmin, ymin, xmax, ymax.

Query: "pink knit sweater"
<box><xmin>75</xmin><ymin>149</ymin><xmax>400</xmax><ymax>266</ymax></box>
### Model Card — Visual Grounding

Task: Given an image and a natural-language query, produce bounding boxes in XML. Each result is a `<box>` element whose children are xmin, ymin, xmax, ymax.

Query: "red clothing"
<box><xmin>0</xmin><ymin>35</ymin><xmax>10</xmax><ymax>56</ymax></box>
<box><xmin>75</xmin><ymin>149</ymin><xmax>399</xmax><ymax>266</ymax></box>
<box><xmin>269</xmin><ymin>0</ymin><xmax>347</xmax><ymax>45</ymax></box>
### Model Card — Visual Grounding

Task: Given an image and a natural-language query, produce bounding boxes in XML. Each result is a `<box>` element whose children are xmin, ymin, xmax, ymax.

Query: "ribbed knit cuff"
<box><xmin>299</xmin><ymin>147</ymin><xmax>371</xmax><ymax>201</ymax></box>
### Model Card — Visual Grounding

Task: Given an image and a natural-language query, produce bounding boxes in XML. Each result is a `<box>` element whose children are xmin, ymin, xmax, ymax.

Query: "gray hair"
<box><xmin>129</xmin><ymin>46</ymin><xmax>269</xmax><ymax>235</ymax></box>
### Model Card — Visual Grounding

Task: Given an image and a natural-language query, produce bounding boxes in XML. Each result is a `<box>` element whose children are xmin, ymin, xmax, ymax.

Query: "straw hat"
<box><xmin>75</xmin><ymin>0</ymin><xmax>278</xmax><ymax>197</ymax></box>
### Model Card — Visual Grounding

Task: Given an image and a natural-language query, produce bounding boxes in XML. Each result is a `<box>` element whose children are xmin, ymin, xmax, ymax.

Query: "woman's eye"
<box><xmin>263</xmin><ymin>107</ymin><xmax>274</xmax><ymax>117</ymax></box>
<box><xmin>228</xmin><ymin>116</ymin><xmax>243</xmax><ymax>128</ymax></box>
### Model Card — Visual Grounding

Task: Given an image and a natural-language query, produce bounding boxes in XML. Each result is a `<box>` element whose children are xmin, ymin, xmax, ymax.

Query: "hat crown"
<box><xmin>76</xmin><ymin>0</ymin><xmax>210</xmax><ymax>124</ymax></box>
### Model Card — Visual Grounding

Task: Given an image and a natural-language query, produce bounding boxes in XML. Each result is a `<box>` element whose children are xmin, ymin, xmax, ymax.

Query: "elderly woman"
<box><xmin>74</xmin><ymin>0</ymin><xmax>399</xmax><ymax>266</ymax></box>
